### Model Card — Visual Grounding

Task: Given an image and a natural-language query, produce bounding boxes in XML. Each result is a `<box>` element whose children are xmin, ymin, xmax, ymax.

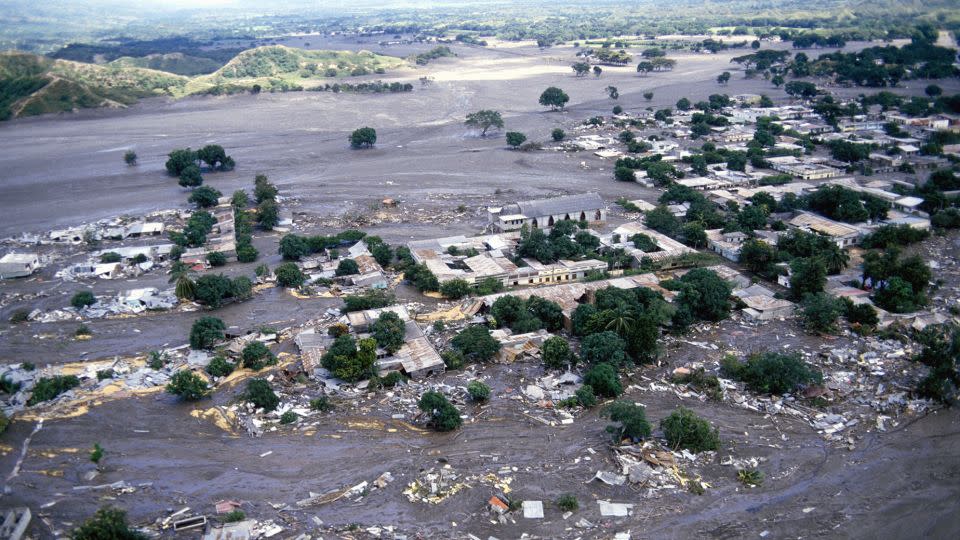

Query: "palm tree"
<box><xmin>169</xmin><ymin>261</ymin><xmax>196</xmax><ymax>300</ymax></box>
<box><xmin>603</xmin><ymin>307</ymin><xmax>636</xmax><ymax>338</ymax></box>
<box><xmin>821</xmin><ymin>246</ymin><xmax>850</xmax><ymax>275</ymax></box>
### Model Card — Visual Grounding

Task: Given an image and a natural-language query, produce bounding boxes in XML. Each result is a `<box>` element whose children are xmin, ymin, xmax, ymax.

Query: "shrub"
<box><xmin>90</xmin><ymin>443</ymin><xmax>104</xmax><ymax>464</ymax></box>
<box><xmin>604</xmin><ymin>400</ymin><xmax>652</xmax><ymax>442</ymax></box>
<box><xmin>722</xmin><ymin>352</ymin><xmax>821</xmax><ymax>395</ymax></box>
<box><xmin>672</xmin><ymin>367</ymin><xmax>722</xmax><ymax>400</ymax></box>
<box><xmin>280</xmin><ymin>411</ymin><xmax>298</xmax><ymax>424</ymax></box>
<box><xmin>800</xmin><ymin>292</ymin><xmax>844</xmax><ymax>334</ymax></box>
<box><xmin>165</xmin><ymin>370</ymin><xmax>210</xmax><ymax>401</ymax></box>
<box><xmin>237</xmin><ymin>244</ymin><xmax>259</xmax><ymax>263</ymax></box>
<box><xmin>27</xmin><ymin>375</ymin><xmax>80</xmax><ymax>405</ymax></box>
<box><xmin>100</xmin><ymin>252</ymin><xmax>122</xmax><ymax>263</ymax></box>
<box><xmin>580</xmin><ymin>332</ymin><xmax>627</xmax><ymax>368</ymax></box>
<box><xmin>244</xmin><ymin>378</ymin><xmax>279</xmax><ymax>411</ymax></box>
<box><xmin>556</xmin><ymin>494</ymin><xmax>579</xmax><ymax>512</ymax></box>
<box><xmin>241</xmin><ymin>341</ymin><xmax>276</xmax><ymax>370</ymax></box>
<box><xmin>96</xmin><ymin>369</ymin><xmax>114</xmax><ymax>381</ymax></box>
<box><xmin>9</xmin><ymin>309</ymin><xmax>30</xmax><ymax>324</ymax></box>
<box><xmin>442</xmin><ymin>349</ymin><xmax>466</xmax><ymax>370</ymax></box>
<box><xmin>551</xmin><ymin>128</ymin><xmax>566</xmax><ymax>141</ymax></box>
<box><xmin>440</xmin><ymin>279</ymin><xmax>472</xmax><ymax>299</ymax></box>
<box><xmin>74</xmin><ymin>507</ymin><xmax>147</xmax><ymax>540</ymax></box>
<box><xmin>660</xmin><ymin>407</ymin><xmax>719</xmax><ymax>452</ymax></box>
<box><xmin>342</xmin><ymin>289</ymin><xmax>396</xmax><ymax>312</ymax></box>
<box><xmin>310</xmin><ymin>396</ymin><xmax>334</xmax><ymax>412</ymax></box>
<box><xmin>467</xmin><ymin>380</ymin><xmax>491</xmax><ymax>401</ymax></box>
<box><xmin>75</xmin><ymin>324</ymin><xmax>92</xmax><ymax>336</ymax></box>
<box><xmin>189</xmin><ymin>317</ymin><xmax>225</xmax><ymax>349</ymax></box>
<box><xmin>379</xmin><ymin>371</ymin><xmax>405</xmax><ymax>388</ymax></box>
<box><xmin>335</xmin><ymin>258</ymin><xmax>360</xmax><ymax>276</ymax></box>
<box><xmin>583</xmin><ymin>363</ymin><xmax>622</xmax><ymax>397</ymax></box>
<box><xmin>206</xmin><ymin>356</ymin><xmax>235</xmax><ymax>377</ymax></box>
<box><xmin>148</xmin><ymin>351</ymin><xmax>167</xmax><ymax>370</ymax></box>
<box><xmin>71</xmin><ymin>291</ymin><xmax>97</xmax><ymax>309</ymax></box>
<box><xmin>418</xmin><ymin>390</ymin><xmax>462</xmax><ymax>431</ymax></box>
<box><xmin>224</xmin><ymin>510</ymin><xmax>246</xmax><ymax>523</ymax></box>
<box><xmin>844</xmin><ymin>300</ymin><xmax>878</xmax><ymax>327</ymax></box>
<box><xmin>737</xmin><ymin>468</ymin><xmax>764</xmax><ymax>487</ymax></box>
<box><xmin>207</xmin><ymin>252</ymin><xmax>227</xmax><ymax>267</ymax></box>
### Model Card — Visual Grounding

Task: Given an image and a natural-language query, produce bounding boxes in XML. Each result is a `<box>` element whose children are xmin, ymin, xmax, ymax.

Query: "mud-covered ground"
<box><xmin>1</xmin><ymin>37</ymin><xmax>959</xmax><ymax>538</ymax></box>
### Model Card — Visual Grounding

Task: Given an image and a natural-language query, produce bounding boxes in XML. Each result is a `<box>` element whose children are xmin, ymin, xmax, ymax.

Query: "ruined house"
<box><xmin>488</xmin><ymin>192</ymin><xmax>606</xmax><ymax>232</ymax></box>
<box><xmin>0</xmin><ymin>253</ymin><xmax>41</xmax><ymax>279</ymax></box>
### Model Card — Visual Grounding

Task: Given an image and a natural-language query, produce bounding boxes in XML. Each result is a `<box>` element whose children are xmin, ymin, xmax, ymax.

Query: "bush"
<box><xmin>28</xmin><ymin>375</ymin><xmax>80</xmax><ymax>405</ymax></box>
<box><xmin>90</xmin><ymin>442</ymin><xmax>104</xmax><ymax>464</ymax></box>
<box><xmin>604</xmin><ymin>400</ymin><xmax>651</xmax><ymax>442</ymax></box>
<box><xmin>342</xmin><ymin>289</ymin><xmax>396</xmax><ymax>312</ymax></box>
<box><xmin>505</xmin><ymin>131</ymin><xmax>527</xmax><ymax>148</ymax></box>
<box><xmin>737</xmin><ymin>468</ymin><xmax>764</xmax><ymax>487</ymax></box>
<box><xmin>800</xmin><ymin>292</ymin><xmax>844</xmax><ymax>334</ymax></box>
<box><xmin>660</xmin><ymin>407</ymin><xmax>719</xmax><ymax>452</ymax></box>
<box><xmin>237</xmin><ymin>244</ymin><xmax>259</xmax><ymax>263</ymax></box>
<box><xmin>556</xmin><ymin>494</ymin><xmax>579</xmax><ymax>512</ymax></box>
<box><xmin>100</xmin><ymin>252</ymin><xmax>122</xmax><ymax>263</ymax></box>
<box><xmin>245</xmin><ymin>378</ymin><xmax>279</xmax><ymax>411</ymax></box>
<box><xmin>440</xmin><ymin>279</ymin><xmax>472</xmax><ymax>299</ymax></box>
<box><xmin>583</xmin><ymin>363</ymin><xmax>622</xmax><ymax>397</ymax></box>
<box><xmin>418</xmin><ymin>390</ymin><xmax>462</xmax><ymax>431</ymax></box>
<box><xmin>575</xmin><ymin>385</ymin><xmax>597</xmax><ymax>407</ymax></box>
<box><xmin>349</xmin><ymin>127</ymin><xmax>377</xmax><ymax>148</ymax></box>
<box><xmin>224</xmin><ymin>510</ymin><xmax>246</xmax><ymax>523</ymax></box>
<box><xmin>9</xmin><ymin>309</ymin><xmax>29</xmax><ymax>324</ymax></box>
<box><xmin>241</xmin><ymin>341</ymin><xmax>276</xmax><ymax>370</ymax></box>
<box><xmin>96</xmin><ymin>369</ymin><xmax>114</xmax><ymax>380</ymax></box>
<box><xmin>75</xmin><ymin>324</ymin><xmax>92</xmax><ymax>337</ymax></box>
<box><xmin>189</xmin><ymin>185</ymin><xmax>222</xmax><ymax>208</ymax></box>
<box><xmin>165</xmin><ymin>370</ymin><xmax>210</xmax><ymax>401</ymax></box>
<box><xmin>844</xmin><ymin>300</ymin><xmax>878</xmax><ymax>327</ymax></box>
<box><xmin>467</xmin><ymin>380</ymin><xmax>491</xmax><ymax>401</ymax></box>
<box><xmin>721</xmin><ymin>352</ymin><xmax>821</xmax><ymax>395</ymax></box>
<box><xmin>551</xmin><ymin>128</ymin><xmax>565</xmax><ymax>141</ymax></box>
<box><xmin>71</xmin><ymin>291</ymin><xmax>97</xmax><ymax>309</ymax></box>
<box><xmin>275</xmin><ymin>262</ymin><xmax>306</xmax><ymax>288</ymax></box>
<box><xmin>280</xmin><ymin>411</ymin><xmax>298</xmax><ymax>424</ymax></box>
<box><xmin>74</xmin><ymin>507</ymin><xmax>147</xmax><ymax>540</ymax></box>
<box><xmin>310</xmin><ymin>396</ymin><xmax>334</xmax><ymax>412</ymax></box>
<box><xmin>207</xmin><ymin>251</ymin><xmax>227</xmax><ymax>267</ymax></box>
<box><xmin>189</xmin><ymin>317</ymin><xmax>226</xmax><ymax>349</ymax></box>
<box><xmin>206</xmin><ymin>356</ymin><xmax>235</xmax><ymax>377</ymax></box>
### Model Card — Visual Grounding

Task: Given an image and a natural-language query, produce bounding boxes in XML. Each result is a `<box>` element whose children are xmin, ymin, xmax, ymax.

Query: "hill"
<box><xmin>186</xmin><ymin>46</ymin><xmax>407</xmax><ymax>95</ymax></box>
<box><xmin>0</xmin><ymin>46</ymin><xmax>408</xmax><ymax>120</ymax></box>
<box><xmin>0</xmin><ymin>51</ymin><xmax>188</xmax><ymax>120</ymax></box>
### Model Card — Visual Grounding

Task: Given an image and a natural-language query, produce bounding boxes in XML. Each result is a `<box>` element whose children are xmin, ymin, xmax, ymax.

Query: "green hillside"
<box><xmin>0</xmin><ymin>46</ymin><xmax>409</xmax><ymax>119</ymax></box>
<box><xmin>0</xmin><ymin>51</ymin><xmax>188</xmax><ymax>120</ymax></box>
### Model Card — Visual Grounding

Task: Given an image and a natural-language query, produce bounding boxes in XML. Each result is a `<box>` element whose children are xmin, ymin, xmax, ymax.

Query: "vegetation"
<box><xmin>322</xmin><ymin>335</ymin><xmax>377</xmax><ymax>382</ymax></box>
<box><xmin>491</xmin><ymin>295</ymin><xmax>563</xmax><ymax>333</ymax></box>
<box><xmin>244</xmin><ymin>378</ymin><xmax>279</xmax><ymax>411</ymax></box>
<box><xmin>465</xmin><ymin>109</ymin><xmax>504</xmax><ymax>136</ymax></box>
<box><xmin>467</xmin><ymin>380</ymin><xmax>491</xmax><ymax>402</ymax></box>
<box><xmin>913</xmin><ymin>324</ymin><xmax>959</xmax><ymax>404</ymax></box>
<box><xmin>241</xmin><ymin>341</ymin><xmax>276</xmax><ymax>370</ymax></box>
<box><xmin>280</xmin><ymin>411</ymin><xmax>298</xmax><ymax>424</ymax></box>
<box><xmin>371</xmin><ymin>311</ymin><xmax>406</xmax><ymax>354</ymax></box>
<box><xmin>583</xmin><ymin>363</ymin><xmax>622</xmax><ymax>397</ymax></box>
<box><xmin>556</xmin><ymin>494</ymin><xmax>579</xmax><ymax>512</ymax></box>
<box><xmin>604</xmin><ymin>400</ymin><xmax>651</xmax><ymax>442</ymax></box>
<box><xmin>275</xmin><ymin>262</ymin><xmax>306</xmax><ymax>288</ymax></box>
<box><xmin>165</xmin><ymin>370</ymin><xmax>210</xmax><ymax>401</ymax></box>
<box><xmin>451</xmin><ymin>325</ymin><xmax>500</xmax><ymax>362</ymax></box>
<box><xmin>801</xmin><ymin>292</ymin><xmax>845</xmax><ymax>334</ymax></box>
<box><xmin>541</xmin><ymin>336</ymin><xmax>573</xmax><ymax>369</ymax></box>
<box><xmin>722</xmin><ymin>352</ymin><xmax>822</xmax><ymax>395</ymax></box>
<box><xmin>28</xmin><ymin>375</ymin><xmax>80</xmax><ymax>405</ymax></box>
<box><xmin>71</xmin><ymin>290</ymin><xmax>97</xmax><ymax>309</ymax></box>
<box><xmin>539</xmin><ymin>86</ymin><xmax>569</xmax><ymax>111</ymax></box>
<box><xmin>660</xmin><ymin>407</ymin><xmax>719</xmax><ymax>452</ymax></box>
<box><xmin>189</xmin><ymin>316</ymin><xmax>225</xmax><ymax>349</ymax></box>
<box><xmin>505</xmin><ymin>131</ymin><xmax>527</xmax><ymax>148</ymax></box>
<box><xmin>74</xmin><ymin>506</ymin><xmax>147</xmax><ymax>540</ymax></box>
<box><xmin>418</xmin><ymin>391</ymin><xmax>462</xmax><ymax>431</ymax></box>
<box><xmin>206</xmin><ymin>356</ymin><xmax>235</xmax><ymax>377</ymax></box>
<box><xmin>342</xmin><ymin>289</ymin><xmax>396</xmax><ymax>313</ymax></box>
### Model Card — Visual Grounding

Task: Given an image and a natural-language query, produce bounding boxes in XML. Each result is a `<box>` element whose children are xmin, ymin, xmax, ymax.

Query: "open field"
<box><xmin>1</xmin><ymin>36</ymin><xmax>960</xmax><ymax>539</ymax></box>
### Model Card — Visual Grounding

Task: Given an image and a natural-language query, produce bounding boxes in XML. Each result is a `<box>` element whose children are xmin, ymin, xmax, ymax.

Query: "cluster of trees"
<box><xmin>572</xmin><ymin>285</ymin><xmax>673</xmax><ymax>364</ymax></box>
<box><xmin>913</xmin><ymin>324</ymin><xmax>960</xmax><ymax>404</ymax></box>
<box><xmin>808</xmin><ymin>39</ymin><xmax>957</xmax><ymax>87</ymax></box>
<box><xmin>862</xmin><ymin>247</ymin><xmax>932</xmax><ymax>313</ymax></box>
<box><xmin>413</xmin><ymin>46</ymin><xmax>453</xmax><ymax>65</ymax></box>
<box><xmin>804</xmin><ymin>184</ymin><xmax>889</xmax><ymax>223</ymax></box>
<box><xmin>278</xmin><ymin>229</ymin><xmax>369</xmax><ymax>261</ymax></box>
<box><xmin>490</xmin><ymin>295</ymin><xmax>563</xmax><ymax>334</ymax></box>
<box><xmin>188</xmin><ymin>273</ymin><xmax>253</xmax><ymax>308</ymax></box>
<box><xmin>165</xmin><ymin>145</ymin><xmax>235</xmax><ymax>188</ymax></box>
<box><xmin>321</xmin><ymin>333</ymin><xmax>378</xmax><ymax>382</ymax></box>
<box><xmin>438</xmin><ymin>276</ymin><xmax>504</xmax><ymax>300</ymax></box>
<box><xmin>591</xmin><ymin>48</ymin><xmax>632</xmax><ymax>66</ymax></box>
<box><xmin>230</xmin><ymin>187</ymin><xmax>260</xmax><ymax>263</ymax></box>
<box><xmin>308</xmin><ymin>81</ymin><xmax>414</xmax><ymax>94</ymax></box>
<box><xmin>514</xmin><ymin>220</ymin><xmax>600</xmax><ymax>264</ymax></box>
<box><xmin>614</xmin><ymin>154</ymin><xmax>681</xmax><ymax>186</ymax></box>
<box><xmin>722</xmin><ymin>352</ymin><xmax>822</xmax><ymax>395</ymax></box>
<box><xmin>169</xmin><ymin>209</ymin><xmax>215</xmax><ymax>248</ymax></box>
<box><xmin>636</xmin><ymin>57</ymin><xmax>677</xmax><ymax>75</ymax></box>
<box><xmin>250</xmin><ymin>174</ymin><xmax>280</xmax><ymax>230</ymax></box>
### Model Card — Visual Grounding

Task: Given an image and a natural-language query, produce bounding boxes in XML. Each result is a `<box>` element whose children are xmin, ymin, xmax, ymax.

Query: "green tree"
<box><xmin>279</xmin><ymin>234</ymin><xmax>310</xmax><ymax>260</ymax></box>
<box><xmin>178</xmin><ymin>164</ymin><xmax>203</xmax><ymax>188</ymax></box>
<box><xmin>644</xmin><ymin>206</ymin><xmax>680</xmax><ymax>237</ymax></box>
<box><xmin>242</xmin><ymin>341</ymin><xmax>276</xmax><ymax>370</ymax></box>
<box><xmin>371</xmin><ymin>311</ymin><xmax>406</xmax><ymax>354</ymax></box>
<box><xmin>580</xmin><ymin>331</ymin><xmax>628</xmax><ymax>368</ymax></box>
<box><xmin>189</xmin><ymin>316</ymin><xmax>225</xmax><ymax>349</ymax></box>
<box><xmin>643</xmin><ymin>91</ymin><xmax>654</xmax><ymax>100</ymax></box>
<box><xmin>440</xmin><ymin>278</ymin><xmax>472</xmax><ymax>299</ymax></box>
<box><xmin>789</xmin><ymin>257</ymin><xmax>827</xmax><ymax>301</ymax></box>
<box><xmin>244</xmin><ymin>378</ymin><xmax>279</xmax><ymax>411</ymax></box>
<box><xmin>165</xmin><ymin>148</ymin><xmax>197</xmax><ymax>176</ymax></box>
<box><xmin>349</xmin><ymin>127</ymin><xmax>377</xmax><ymax>148</ymax></box>
<box><xmin>335</xmin><ymin>258</ymin><xmax>360</xmax><ymax>276</ymax></box>
<box><xmin>583</xmin><ymin>363</ymin><xmax>622</xmax><ymax>397</ymax></box>
<box><xmin>505</xmin><ymin>131</ymin><xmax>527</xmax><ymax>148</ymax></box>
<box><xmin>465</xmin><ymin>110</ymin><xmax>504</xmax><ymax>136</ymax></box>
<box><xmin>551</xmin><ymin>128</ymin><xmax>566</xmax><ymax>141</ymax></box>
<box><xmin>451</xmin><ymin>325</ymin><xmax>500</xmax><ymax>362</ymax></box>
<box><xmin>717</xmin><ymin>71</ymin><xmax>731</xmax><ymax>85</ymax></box>
<box><xmin>541</xmin><ymin>336</ymin><xmax>572</xmax><ymax>369</ymax></box>
<box><xmin>539</xmin><ymin>86</ymin><xmax>569</xmax><ymax>111</ymax></box>
<box><xmin>206</xmin><ymin>252</ymin><xmax>227</xmax><ymax>267</ymax></box>
<box><xmin>614</xmin><ymin>166</ymin><xmax>636</xmax><ymax>182</ymax></box>
<box><xmin>206</xmin><ymin>356</ymin><xmax>235</xmax><ymax>377</ymax></box>
<box><xmin>275</xmin><ymin>262</ymin><xmax>306</xmax><ymax>287</ymax></box>
<box><xmin>676</xmin><ymin>97</ymin><xmax>691</xmax><ymax>110</ymax></box>
<box><xmin>123</xmin><ymin>150</ymin><xmax>137</xmax><ymax>166</ymax></box>
<box><xmin>668</xmin><ymin>268</ymin><xmax>733</xmax><ymax>323</ymax></box>
<box><xmin>721</xmin><ymin>351</ymin><xmax>821</xmax><ymax>394</ymax></box>
<box><xmin>681</xmin><ymin>223</ymin><xmax>707</xmax><ymax>248</ymax></box>
<box><xmin>604</xmin><ymin>401</ymin><xmax>651</xmax><ymax>442</ymax></box>
<box><xmin>738</xmin><ymin>239</ymin><xmax>776</xmax><ymax>275</ymax></box>
<box><xmin>800</xmin><ymin>292</ymin><xmax>844</xmax><ymax>333</ymax></box>
<box><xmin>74</xmin><ymin>507</ymin><xmax>147</xmax><ymax>540</ymax></box>
<box><xmin>166</xmin><ymin>370</ymin><xmax>210</xmax><ymax>401</ymax></box>
<box><xmin>572</xmin><ymin>62</ymin><xmax>590</xmax><ymax>76</ymax></box>
<box><xmin>660</xmin><ymin>407</ymin><xmax>720</xmax><ymax>452</ymax></box>
<box><xmin>418</xmin><ymin>391</ymin><xmax>462</xmax><ymax>431</ymax></box>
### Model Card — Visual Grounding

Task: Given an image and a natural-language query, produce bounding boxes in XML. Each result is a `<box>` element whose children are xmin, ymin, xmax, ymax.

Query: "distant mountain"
<box><xmin>0</xmin><ymin>51</ymin><xmax>188</xmax><ymax>120</ymax></box>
